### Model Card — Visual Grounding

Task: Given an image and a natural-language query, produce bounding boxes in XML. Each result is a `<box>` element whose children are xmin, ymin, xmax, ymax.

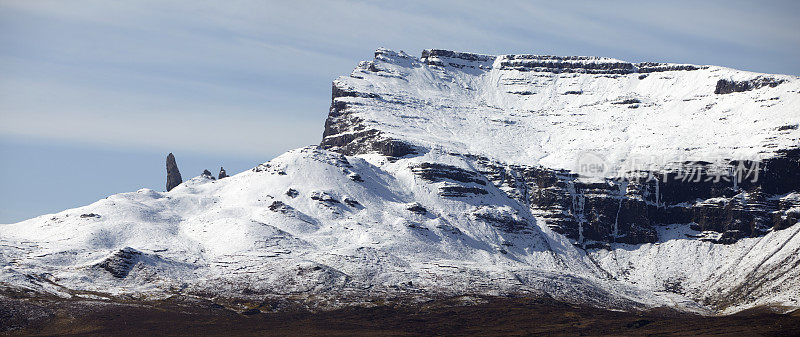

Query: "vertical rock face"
<box><xmin>320</xmin><ymin>48</ymin><xmax>800</xmax><ymax>246</ymax></box>
<box><xmin>468</xmin><ymin>152</ymin><xmax>800</xmax><ymax>246</ymax></box>
<box><xmin>714</xmin><ymin>77</ymin><xmax>785</xmax><ymax>94</ymax></box>
<box><xmin>166</xmin><ymin>153</ymin><xmax>182</xmax><ymax>192</ymax></box>
<box><xmin>218</xmin><ymin>167</ymin><xmax>228</xmax><ymax>179</ymax></box>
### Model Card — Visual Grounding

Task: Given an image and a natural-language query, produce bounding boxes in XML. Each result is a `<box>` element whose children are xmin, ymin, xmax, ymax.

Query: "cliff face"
<box><xmin>466</xmin><ymin>150</ymin><xmax>800</xmax><ymax>246</ymax></box>
<box><xmin>321</xmin><ymin>48</ymin><xmax>800</xmax><ymax>246</ymax></box>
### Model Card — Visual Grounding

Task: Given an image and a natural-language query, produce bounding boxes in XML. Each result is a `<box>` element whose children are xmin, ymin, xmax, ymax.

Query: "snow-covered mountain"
<box><xmin>2</xmin><ymin>49</ymin><xmax>799</xmax><ymax>315</ymax></box>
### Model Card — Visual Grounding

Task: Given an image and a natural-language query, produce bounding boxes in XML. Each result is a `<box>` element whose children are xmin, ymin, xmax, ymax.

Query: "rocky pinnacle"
<box><xmin>218</xmin><ymin>167</ymin><xmax>228</xmax><ymax>179</ymax></box>
<box><xmin>166</xmin><ymin>153</ymin><xmax>182</xmax><ymax>192</ymax></box>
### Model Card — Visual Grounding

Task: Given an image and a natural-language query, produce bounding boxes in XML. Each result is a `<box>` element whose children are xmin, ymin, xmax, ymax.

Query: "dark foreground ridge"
<box><xmin>2</xmin><ymin>295</ymin><xmax>799</xmax><ymax>336</ymax></box>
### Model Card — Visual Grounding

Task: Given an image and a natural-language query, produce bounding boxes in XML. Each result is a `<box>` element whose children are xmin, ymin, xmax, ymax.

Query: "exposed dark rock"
<box><xmin>716</xmin><ymin>230</ymin><xmax>747</xmax><ymax>245</ymax></box>
<box><xmin>406</xmin><ymin>203</ymin><xmax>428</xmax><ymax>215</ymax></box>
<box><xmin>80</xmin><ymin>213</ymin><xmax>100</xmax><ymax>219</ymax></box>
<box><xmin>421</xmin><ymin>50</ymin><xmax>706</xmax><ymax>75</ymax></box>
<box><xmin>437</xmin><ymin>224</ymin><xmax>463</xmax><ymax>235</ymax></box>
<box><xmin>471</xmin><ymin>211</ymin><xmax>529</xmax><ymax>232</ymax></box>
<box><xmin>95</xmin><ymin>247</ymin><xmax>142</xmax><ymax>278</ymax></box>
<box><xmin>774</xmin><ymin>209</ymin><xmax>800</xmax><ymax>231</ymax></box>
<box><xmin>322</xmin><ymin>128</ymin><xmax>417</xmax><ymax>159</ymax></box>
<box><xmin>410</xmin><ymin>163</ymin><xmax>486</xmax><ymax>185</ymax></box>
<box><xmin>636</xmin><ymin>62</ymin><xmax>702</xmax><ymax>73</ymax></box>
<box><xmin>714</xmin><ymin>77</ymin><xmax>785</xmax><ymax>94</ymax></box>
<box><xmin>343</xmin><ymin>197</ymin><xmax>361</xmax><ymax>207</ymax></box>
<box><xmin>772</xmin><ymin>193</ymin><xmax>800</xmax><ymax>230</ymax></box>
<box><xmin>612</xmin><ymin>99</ymin><xmax>641</xmax><ymax>105</ymax></box>
<box><xmin>252</xmin><ymin>163</ymin><xmax>271</xmax><ymax>173</ymax></box>
<box><xmin>201</xmin><ymin>169</ymin><xmax>215</xmax><ymax>180</ymax></box>
<box><xmin>285</xmin><ymin>188</ymin><xmax>299</xmax><ymax>198</ymax></box>
<box><xmin>468</xmin><ymin>148</ymin><xmax>800</xmax><ymax>245</ymax></box>
<box><xmin>499</xmin><ymin>55</ymin><xmax>635</xmax><ymax>74</ymax></box>
<box><xmin>218</xmin><ymin>167</ymin><xmax>228</xmax><ymax>179</ymax></box>
<box><xmin>690</xmin><ymin>193</ymin><xmax>771</xmax><ymax>240</ymax></box>
<box><xmin>377</xmin><ymin>139</ymin><xmax>418</xmax><ymax>158</ymax></box>
<box><xmin>406</xmin><ymin>222</ymin><xmax>428</xmax><ymax>230</ymax></box>
<box><xmin>439</xmin><ymin>185</ymin><xmax>488</xmax><ymax>197</ymax></box>
<box><xmin>320</xmin><ymin>82</ymin><xmax>420</xmax><ymax>159</ymax></box>
<box><xmin>310</xmin><ymin>191</ymin><xmax>340</xmax><ymax>204</ymax></box>
<box><xmin>166</xmin><ymin>153</ymin><xmax>182</xmax><ymax>192</ymax></box>
<box><xmin>331</xmin><ymin>83</ymin><xmax>381</xmax><ymax>100</ymax></box>
<box><xmin>253</xmin><ymin>163</ymin><xmax>288</xmax><ymax>176</ymax></box>
<box><xmin>421</xmin><ymin>49</ymin><xmax>495</xmax><ymax>67</ymax></box>
<box><xmin>269</xmin><ymin>201</ymin><xmax>291</xmax><ymax>213</ymax></box>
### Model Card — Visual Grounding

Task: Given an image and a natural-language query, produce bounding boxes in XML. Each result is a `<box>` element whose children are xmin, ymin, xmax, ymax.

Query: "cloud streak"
<box><xmin>1</xmin><ymin>0</ymin><xmax>798</xmax><ymax>157</ymax></box>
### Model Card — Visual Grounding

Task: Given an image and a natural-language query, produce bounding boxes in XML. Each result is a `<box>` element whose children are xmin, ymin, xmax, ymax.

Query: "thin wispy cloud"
<box><xmin>1</xmin><ymin>0</ymin><xmax>798</xmax><ymax>158</ymax></box>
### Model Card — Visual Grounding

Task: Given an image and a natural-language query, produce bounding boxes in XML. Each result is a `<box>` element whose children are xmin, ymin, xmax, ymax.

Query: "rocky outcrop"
<box><xmin>773</xmin><ymin>193</ymin><xmax>800</xmax><ymax>230</ymax></box>
<box><xmin>636</xmin><ymin>62</ymin><xmax>703</xmax><ymax>73</ymax></box>
<box><xmin>498</xmin><ymin>57</ymin><xmax>706</xmax><ymax>74</ymax></box>
<box><xmin>166</xmin><ymin>153</ymin><xmax>182</xmax><ymax>192</ymax></box>
<box><xmin>406</xmin><ymin>203</ymin><xmax>428</xmax><ymax>214</ymax></box>
<box><xmin>320</xmin><ymin>82</ymin><xmax>418</xmax><ymax>159</ymax></box>
<box><xmin>419</xmin><ymin>50</ymin><xmax>706</xmax><ymax>75</ymax></box>
<box><xmin>410</xmin><ymin>162</ymin><xmax>490</xmax><ymax>198</ymax></box>
<box><xmin>498</xmin><ymin>54</ymin><xmax>636</xmax><ymax>74</ymax></box>
<box><xmin>218</xmin><ymin>167</ymin><xmax>228</xmax><ymax>179</ymax></box>
<box><xmin>268</xmin><ymin>200</ymin><xmax>291</xmax><ymax>213</ymax></box>
<box><xmin>465</xmin><ymin>149</ymin><xmax>800</xmax><ymax>246</ymax></box>
<box><xmin>715</xmin><ymin>77</ymin><xmax>785</xmax><ymax>94</ymax></box>
<box><xmin>411</xmin><ymin>163</ymin><xmax>487</xmax><ymax>186</ymax></box>
<box><xmin>310</xmin><ymin>191</ymin><xmax>340</xmax><ymax>204</ymax></box>
<box><xmin>421</xmin><ymin>49</ymin><xmax>495</xmax><ymax>69</ymax></box>
<box><xmin>471</xmin><ymin>207</ymin><xmax>529</xmax><ymax>232</ymax></box>
<box><xmin>343</xmin><ymin>197</ymin><xmax>361</xmax><ymax>207</ymax></box>
<box><xmin>201</xmin><ymin>169</ymin><xmax>215</xmax><ymax>180</ymax></box>
<box><xmin>94</xmin><ymin>247</ymin><xmax>142</xmax><ymax>278</ymax></box>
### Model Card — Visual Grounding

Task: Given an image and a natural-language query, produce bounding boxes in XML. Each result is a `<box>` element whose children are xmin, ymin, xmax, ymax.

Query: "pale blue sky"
<box><xmin>1</xmin><ymin>0</ymin><xmax>799</xmax><ymax>223</ymax></box>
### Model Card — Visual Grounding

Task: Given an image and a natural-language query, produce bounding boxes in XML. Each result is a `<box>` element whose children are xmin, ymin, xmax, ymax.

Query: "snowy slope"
<box><xmin>2</xmin><ymin>146</ymin><xmax>797</xmax><ymax>313</ymax></box>
<box><xmin>1</xmin><ymin>148</ymin><xmax>686</xmax><ymax>309</ymax></box>
<box><xmin>2</xmin><ymin>49</ymin><xmax>799</xmax><ymax>314</ymax></box>
<box><xmin>326</xmin><ymin>49</ymin><xmax>800</xmax><ymax>174</ymax></box>
<box><xmin>592</xmin><ymin>223</ymin><xmax>800</xmax><ymax>314</ymax></box>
